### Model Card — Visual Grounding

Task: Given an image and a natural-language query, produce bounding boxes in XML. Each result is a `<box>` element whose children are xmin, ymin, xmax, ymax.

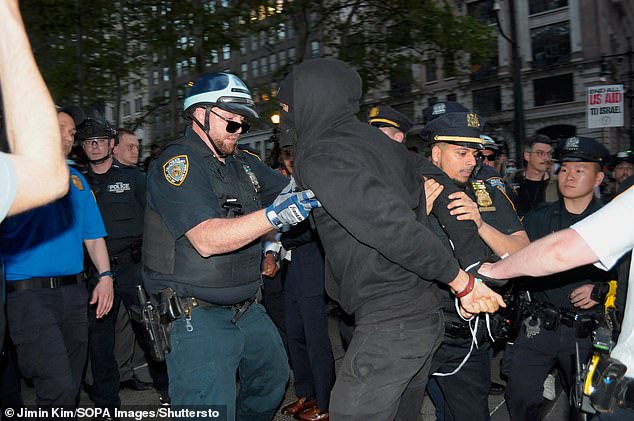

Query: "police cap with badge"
<box><xmin>422</xmin><ymin>101</ymin><xmax>470</xmax><ymax>124</ymax></box>
<box><xmin>368</xmin><ymin>105</ymin><xmax>413</xmax><ymax>133</ymax></box>
<box><xmin>420</xmin><ymin>111</ymin><xmax>485</xmax><ymax>150</ymax></box>
<box><xmin>610</xmin><ymin>151</ymin><xmax>634</xmax><ymax>168</ymax></box>
<box><xmin>557</xmin><ymin>136</ymin><xmax>610</xmax><ymax>164</ymax></box>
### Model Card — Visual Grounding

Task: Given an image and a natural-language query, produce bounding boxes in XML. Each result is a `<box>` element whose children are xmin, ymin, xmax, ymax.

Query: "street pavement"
<box><xmin>17</xmin><ymin>303</ymin><xmax>574</xmax><ymax>420</ymax></box>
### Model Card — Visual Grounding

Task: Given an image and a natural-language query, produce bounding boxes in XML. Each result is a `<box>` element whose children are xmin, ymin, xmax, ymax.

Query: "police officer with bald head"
<box><xmin>504</xmin><ymin>136</ymin><xmax>614</xmax><ymax>421</ymax></box>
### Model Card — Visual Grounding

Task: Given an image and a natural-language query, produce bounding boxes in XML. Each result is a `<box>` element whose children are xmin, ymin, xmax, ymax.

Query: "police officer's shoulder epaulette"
<box><xmin>237</xmin><ymin>145</ymin><xmax>262</xmax><ymax>161</ymax></box>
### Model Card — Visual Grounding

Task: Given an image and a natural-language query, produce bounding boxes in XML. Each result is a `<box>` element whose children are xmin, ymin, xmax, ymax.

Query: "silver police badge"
<box><xmin>163</xmin><ymin>155</ymin><xmax>189</xmax><ymax>186</ymax></box>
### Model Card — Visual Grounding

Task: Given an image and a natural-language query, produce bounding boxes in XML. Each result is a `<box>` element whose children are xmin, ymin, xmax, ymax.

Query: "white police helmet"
<box><xmin>183</xmin><ymin>72</ymin><xmax>258</xmax><ymax>119</ymax></box>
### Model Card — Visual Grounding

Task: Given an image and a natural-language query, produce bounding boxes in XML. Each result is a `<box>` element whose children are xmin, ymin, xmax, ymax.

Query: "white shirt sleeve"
<box><xmin>571</xmin><ymin>186</ymin><xmax>634</xmax><ymax>271</ymax></box>
<box><xmin>0</xmin><ymin>152</ymin><xmax>17</xmax><ymax>223</ymax></box>
<box><xmin>572</xmin><ymin>186</ymin><xmax>634</xmax><ymax>377</ymax></box>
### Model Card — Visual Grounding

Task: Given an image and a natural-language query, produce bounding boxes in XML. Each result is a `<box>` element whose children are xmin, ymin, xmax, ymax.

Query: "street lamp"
<box><xmin>493</xmin><ymin>0</ymin><xmax>526</xmax><ymax>166</ymax></box>
<box><xmin>599</xmin><ymin>39</ymin><xmax>634</xmax><ymax>153</ymax></box>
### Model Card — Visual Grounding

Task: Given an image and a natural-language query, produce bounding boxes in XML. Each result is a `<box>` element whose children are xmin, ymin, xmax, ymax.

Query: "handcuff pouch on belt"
<box><xmin>531</xmin><ymin>302</ymin><xmax>596</xmax><ymax>339</ymax></box>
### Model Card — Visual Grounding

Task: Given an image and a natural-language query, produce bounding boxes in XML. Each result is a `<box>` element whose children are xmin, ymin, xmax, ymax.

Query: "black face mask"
<box><xmin>279</xmin><ymin>109</ymin><xmax>297</xmax><ymax>148</ymax></box>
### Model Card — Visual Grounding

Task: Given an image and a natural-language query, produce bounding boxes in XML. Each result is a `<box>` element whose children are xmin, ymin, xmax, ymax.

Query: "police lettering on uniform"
<box><xmin>77</xmin><ymin>117</ymin><xmax>170</xmax><ymax>412</ymax></box>
<box><xmin>504</xmin><ymin>136</ymin><xmax>614</xmax><ymax>421</ymax></box>
<box><xmin>142</xmin><ymin>72</ymin><xmax>320</xmax><ymax>420</ymax></box>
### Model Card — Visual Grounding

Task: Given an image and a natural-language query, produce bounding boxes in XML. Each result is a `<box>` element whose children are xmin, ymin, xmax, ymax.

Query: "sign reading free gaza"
<box><xmin>587</xmin><ymin>84</ymin><xmax>624</xmax><ymax>128</ymax></box>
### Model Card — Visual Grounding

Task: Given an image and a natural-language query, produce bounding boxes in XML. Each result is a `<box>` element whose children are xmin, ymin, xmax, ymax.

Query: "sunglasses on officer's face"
<box><xmin>209</xmin><ymin>109</ymin><xmax>250</xmax><ymax>134</ymax></box>
<box><xmin>481</xmin><ymin>153</ymin><xmax>497</xmax><ymax>162</ymax></box>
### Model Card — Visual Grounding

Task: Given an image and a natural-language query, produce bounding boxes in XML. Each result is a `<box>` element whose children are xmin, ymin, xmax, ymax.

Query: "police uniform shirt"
<box><xmin>522</xmin><ymin>198</ymin><xmax>612</xmax><ymax>310</ymax></box>
<box><xmin>143</xmin><ymin>127</ymin><xmax>287</xmax><ymax>304</ymax></box>
<box><xmin>0</xmin><ymin>167</ymin><xmax>106</xmax><ymax>280</ymax></box>
<box><xmin>84</xmin><ymin>162</ymin><xmax>146</xmax><ymax>255</ymax></box>
<box><xmin>572</xmin><ymin>186</ymin><xmax>634</xmax><ymax>376</ymax></box>
<box><xmin>0</xmin><ymin>152</ymin><xmax>17</xmax><ymax>223</ymax></box>
<box><xmin>468</xmin><ymin>173</ymin><xmax>523</xmax><ymax>236</ymax></box>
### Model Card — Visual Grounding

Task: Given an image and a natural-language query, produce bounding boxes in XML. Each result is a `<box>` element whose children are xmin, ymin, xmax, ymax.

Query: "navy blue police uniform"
<box><xmin>143</xmin><ymin>126</ymin><xmax>289</xmax><ymax>420</ymax></box>
<box><xmin>504</xmin><ymin>136</ymin><xmax>614</xmax><ymax>421</ymax></box>
<box><xmin>83</xmin><ymin>158</ymin><xmax>169</xmax><ymax>409</ymax></box>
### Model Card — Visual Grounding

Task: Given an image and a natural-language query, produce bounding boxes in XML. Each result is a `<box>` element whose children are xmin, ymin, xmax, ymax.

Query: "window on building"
<box><xmin>310</xmin><ymin>40</ymin><xmax>320</xmax><ymax>57</ymax></box>
<box><xmin>426</xmin><ymin>59</ymin><xmax>437</xmax><ymax>82</ymax></box>
<box><xmin>134</xmin><ymin>97</ymin><xmax>143</xmax><ymax>113</ymax></box>
<box><xmin>222</xmin><ymin>45</ymin><xmax>231</xmax><ymax>60</ymax></box>
<box><xmin>269</xmin><ymin>54</ymin><xmax>276</xmax><ymax>72</ymax></box>
<box><xmin>251</xmin><ymin>59</ymin><xmax>259</xmax><ymax>77</ymax></box>
<box><xmin>123</xmin><ymin>101</ymin><xmax>131</xmax><ymax>116</ymax></box>
<box><xmin>163</xmin><ymin>89</ymin><xmax>170</xmax><ymax>99</ymax></box>
<box><xmin>176</xmin><ymin>62</ymin><xmax>183</xmax><ymax>76</ymax></box>
<box><xmin>250</xmin><ymin>36</ymin><xmax>258</xmax><ymax>51</ymax></box>
<box><xmin>259</xmin><ymin>31</ymin><xmax>266</xmax><ymax>47</ymax></box>
<box><xmin>163</xmin><ymin>67</ymin><xmax>169</xmax><ymax>82</ymax></box>
<box><xmin>279</xmin><ymin>50</ymin><xmax>287</xmax><ymax>66</ymax></box>
<box><xmin>241</xmin><ymin>63</ymin><xmax>248</xmax><ymax>80</ymax></box>
<box><xmin>240</xmin><ymin>39</ymin><xmax>247</xmax><ymax>55</ymax></box>
<box><xmin>472</xmin><ymin>86</ymin><xmax>501</xmax><ymax>113</ymax></box>
<box><xmin>288</xmin><ymin>47</ymin><xmax>296</xmax><ymax>62</ymax></box>
<box><xmin>389</xmin><ymin>67</ymin><xmax>412</xmax><ymax>96</ymax></box>
<box><xmin>260</xmin><ymin>57</ymin><xmax>267</xmax><ymax>75</ymax></box>
<box><xmin>443</xmin><ymin>53</ymin><xmax>457</xmax><ymax>78</ymax></box>
<box><xmin>531</xmin><ymin>21</ymin><xmax>570</xmax><ymax>68</ymax></box>
<box><xmin>152</xmin><ymin>70</ymin><xmax>159</xmax><ymax>85</ymax></box>
<box><xmin>278</xmin><ymin>23</ymin><xmax>286</xmax><ymax>40</ymax></box>
<box><xmin>471</xmin><ymin>51</ymin><xmax>499</xmax><ymax>80</ymax></box>
<box><xmin>287</xmin><ymin>21</ymin><xmax>295</xmax><ymax>39</ymax></box>
<box><xmin>190</xmin><ymin>56</ymin><xmax>196</xmax><ymax>67</ymax></box>
<box><xmin>211</xmin><ymin>50</ymin><xmax>219</xmax><ymax>64</ymax></box>
<box><xmin>529</xmin><ymin>0</ymin><xmax>568</xmax><ymax>14</ymax></box>
<box><xmin>467</xmin><ymin>0</ymin><xmax>496</xmax><ymax>25</ymax></box>
<box><xmin>177</xmin><ymin>88</ymin><xmax>184</xmax><ymax>100</ymax></box>
<box><xmin>534</xmin><ymin>73</ymin><xmax>573</xmax><ymax>106</ymax></box>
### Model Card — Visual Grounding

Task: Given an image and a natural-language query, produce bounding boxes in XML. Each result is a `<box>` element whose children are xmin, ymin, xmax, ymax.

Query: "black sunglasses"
<box><xmin>481</xmin><ymin>154</ymin><xmax>497</xmax><ymax>162</ymax></box>
<box><xmin>209</xmin><ymin>108</ymin><xmax>250</xmax><ymax>134</ymax></box>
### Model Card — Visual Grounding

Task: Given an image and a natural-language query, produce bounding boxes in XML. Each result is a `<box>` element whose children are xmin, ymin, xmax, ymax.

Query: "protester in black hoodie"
<box><xmin>278</xmin><ymin>58</ymin><xmax>505</xmax><ymax>420</ymax></box>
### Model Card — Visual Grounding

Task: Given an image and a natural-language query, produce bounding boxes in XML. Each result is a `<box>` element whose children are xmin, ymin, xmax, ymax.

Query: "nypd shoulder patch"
<box><xmin>486</xmin><ymin>177</ymin><xmax>505</xmax><ymax>190</ymax></box>
<box><xmin>163</xmin><ymin>155</ymin><xmax>189</xmax><ymax>186</ymax></box>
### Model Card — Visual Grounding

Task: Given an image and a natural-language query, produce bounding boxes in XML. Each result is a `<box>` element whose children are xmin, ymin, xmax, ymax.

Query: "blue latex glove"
<box><xmin>266</xmin><ymin>180</ymin><xmax>321</xmax><ymax>230</ymax></box>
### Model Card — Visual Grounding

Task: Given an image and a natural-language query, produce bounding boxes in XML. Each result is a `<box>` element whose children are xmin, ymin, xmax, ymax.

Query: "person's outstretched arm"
<box><xmin>0</xmin><ymin>0</ymin><xmax>68</xmax><ymax>219</ymax></box>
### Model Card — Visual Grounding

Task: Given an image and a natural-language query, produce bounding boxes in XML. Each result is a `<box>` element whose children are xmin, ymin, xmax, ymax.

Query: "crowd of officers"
<box><xmin>0</xmin><ymin>59</ymin><xmax>633</xmax><ymax>421</ymax></box>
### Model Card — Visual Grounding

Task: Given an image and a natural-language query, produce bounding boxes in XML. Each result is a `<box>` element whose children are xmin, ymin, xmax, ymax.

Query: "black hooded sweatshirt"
<box><xmin>279</xmin><ymin>58</ymin><xmax>465</xmax><ymax>324</ymax></box>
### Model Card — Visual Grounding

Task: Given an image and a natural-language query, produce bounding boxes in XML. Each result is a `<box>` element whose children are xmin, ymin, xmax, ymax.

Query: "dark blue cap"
<box><xmin>611</xmin><ymin>151</ymin><xmax>634</xmax><ymax>168</ymax></box>
<box><xmin>368</xmin><ymin>105</ymin><xmax>413</xmax><ymax>133</ymax></box>
<box><xmin>421</xmin><ymin>112</ymin><xmax>485</xmax><ymax>150</ymax></box>
<box><xmin>558</xmin><ymin>136</ymin><xmax>609</xmax><ymax>164</ymax></box>
<box><xmin>423</xmin><ymin>101</ymin><xmax>470</xmax><ymax>124</ymax></box>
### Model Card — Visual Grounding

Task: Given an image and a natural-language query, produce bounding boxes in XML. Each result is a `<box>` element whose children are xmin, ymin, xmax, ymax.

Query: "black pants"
<box><xmin>504</xmin><ymin>323</ymin><xmax>592</xmax><ymax>421</ymax></box>
<box><xmin>6</xmin><ymin>283</ymin><xmax>88</xmax><ymax>409</ymax></box>
<box><xmin>330</xmin><ymin>311</ymin><xmax>444</xmax><ymax>420</ymax></box>
<box><xmin>88</xmin><ymin>263</ymin><xmax>169</xmax><ymax>409</ymax></box>
<box><xmin>396</xmin><ymin>336</ymin><xmax>491</xmax><ymax>421</ymax></box>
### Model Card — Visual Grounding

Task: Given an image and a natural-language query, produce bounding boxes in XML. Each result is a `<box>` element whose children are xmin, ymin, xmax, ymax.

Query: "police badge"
<box><xmin>471</xmin><ymin>180</ymin><xmax>496</xmax><ymax>212</ymax></box>
<box><xmin>163</xmin><ymin>155</ymin><xmax>189</xmax><ymax>186</ymax></box>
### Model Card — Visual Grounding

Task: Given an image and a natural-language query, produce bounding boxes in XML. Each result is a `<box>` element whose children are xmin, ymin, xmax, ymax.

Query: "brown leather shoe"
<box><xmin>296</xmin><ymin>406</ymin><xmax>329</xmax><ymax>421</ymax></box>
<box><xmin>281</xmin><ymin>397</ymin><xmax>317</xmax><ymax>415</ymax></box>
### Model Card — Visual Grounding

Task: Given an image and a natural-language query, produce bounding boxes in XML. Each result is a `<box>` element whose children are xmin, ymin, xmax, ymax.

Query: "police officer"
<box><xmin>0</xmin><ymin>108</ymin><xmax>114</xmax><ymax>411</ymax></box>
<box><xmin>77</xmin><ymin>117</ymin><xmax>169</xmax><ymax>412</ymax></box>
<box><xmin>397</xmin><ymin>111</ymin><xmax>528</xmax><ymax>421</ymax></box>
<box><xmin>142</xmin><ymin>72</ymin><xmax>319</xmax><ymax>420</ymax></box>
<box><xmin>504</xmin><ymin>136</ymin><xmax>613</xmax><ymax>421</ymax></box>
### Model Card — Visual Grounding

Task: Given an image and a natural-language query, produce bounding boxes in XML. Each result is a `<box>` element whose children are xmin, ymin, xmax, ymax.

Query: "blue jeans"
<box><xmin>166</xmin><ymin>302</ymin><xmax>289</xmax><ymax>421</ymax></box>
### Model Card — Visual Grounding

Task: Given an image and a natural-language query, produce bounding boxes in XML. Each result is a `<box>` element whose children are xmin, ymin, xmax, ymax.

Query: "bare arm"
<box><xmin>479</xmin><ymin>228</ymin><xmax>599</xmax><ymax>280</ymax></box>
<box><xmin>84</xmin><ymin>238</ymin><xmax>114</xmax><ymax>318</ymax></box>
<box><xmin>186</xmin><ymin>209</ymin><xmax>275</xmax><ymax>257</ymax></box>
<box><xmin>0</xmin><ymin>0</ymin><xmax>68</xmax><ymax>216</ymax></box>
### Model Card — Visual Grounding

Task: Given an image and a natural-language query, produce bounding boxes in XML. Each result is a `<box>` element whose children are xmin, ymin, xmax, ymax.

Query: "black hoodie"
<box><xmin>279</xmin><ymin>58</ymin><xmax>462</xmax><ymax>323</ymax></box>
